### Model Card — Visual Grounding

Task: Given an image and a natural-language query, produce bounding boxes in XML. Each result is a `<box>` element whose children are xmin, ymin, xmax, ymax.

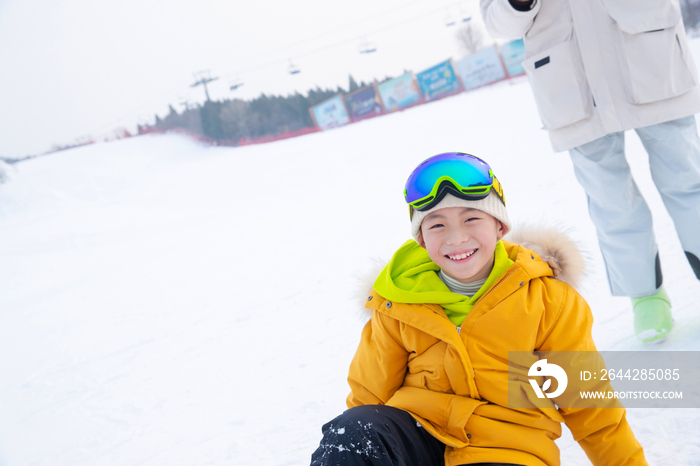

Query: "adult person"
<box><xmin>480</xmin><ymin>0</ymin><xmax>700</xmax><ymax>342</ymax></box>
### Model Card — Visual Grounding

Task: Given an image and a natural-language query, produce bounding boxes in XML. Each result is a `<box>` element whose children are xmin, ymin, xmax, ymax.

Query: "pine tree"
<box><xmin>199</xmin><ymin>101</ymin><xmax>224</xmax><ymax>139</ymax></box>
<box><xmin>348</xmin><ymin>75</ymin><xmax>360</xmax><ymax>92</ymax></box>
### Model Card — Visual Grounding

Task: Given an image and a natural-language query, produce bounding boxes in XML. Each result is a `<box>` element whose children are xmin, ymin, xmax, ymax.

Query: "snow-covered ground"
<box><xmin>2</xmin><ymin>62</ymin><xmax>700</xmax><ymax>466</ymax></box>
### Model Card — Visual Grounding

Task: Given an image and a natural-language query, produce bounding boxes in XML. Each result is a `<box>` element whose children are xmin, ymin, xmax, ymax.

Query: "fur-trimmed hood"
<box><xmin>357</xmin><ymin>225</ymin><xmax>586</xmax><ymax>314</ymax></box>
<box><xmin>505</xmin><ymin>224</ymin><xmax>586</xmax><ymax>290</ymax></box>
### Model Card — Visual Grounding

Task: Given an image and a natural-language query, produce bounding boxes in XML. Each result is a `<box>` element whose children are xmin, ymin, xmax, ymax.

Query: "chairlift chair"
<box><xmin>230</xmin><ymin>75</ymin><xmax>244</xmax><ymax>91</ymax></box>
<box><xmin>444</xmin><ymin>12</ymin><xmax>456</xmax><ymax>27</ymax></box>
<box><xmin>358</xmin><ymin>38</ymin><xmax>377</xmax><ymax>54</ymax></box>
<box><xmin>459</xmin><ymin>5</ymin><xmax>472</xmax><ymax>22</ymax></box>
<box><xmin>288</xmin><ymin>61</ymin><xmax>301</xmax><ymax>75</ymax></box>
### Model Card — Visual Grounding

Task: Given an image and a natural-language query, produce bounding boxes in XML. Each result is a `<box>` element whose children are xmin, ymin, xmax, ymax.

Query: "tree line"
<box><xmin>154</xmin><ymin>75</ymin><xmax>373</xmax><ymax>143</ymax></box>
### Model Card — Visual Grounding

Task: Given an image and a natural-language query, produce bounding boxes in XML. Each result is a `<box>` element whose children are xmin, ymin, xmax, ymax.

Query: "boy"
<box><xmin>310</xmin><ymin>152</ymin><xmax>647</xmax><ymax>466</ymax></box>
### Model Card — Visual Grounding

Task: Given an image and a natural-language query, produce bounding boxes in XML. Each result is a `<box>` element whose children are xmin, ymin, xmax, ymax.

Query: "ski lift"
<box><xmin>358</xmin><ymin>37</ymin><xmax>377</xmax><ymax>54</ymax></box>
<box><xmin>444</xmin><ymin>12</ymin><xmax>457</xmax><ymax>27</ymax></box>
<box><xmin>175</xmin><ymin>94</ymin><xmax>190</xmax><ymax>111</ymax></box>
<box><xmin>288</xmin><ymin>60</ymin><xmax>301</xmax><ymax>75</ymax></box>
<box><xmin>230</xmin><ymin>75</ymin><xmax>244</xmax><ymax>91</ymax></box>
<box><xmin>459</xmin><ymin>5</ymin><xmax>472</xmax><ymax>22</ymax></box>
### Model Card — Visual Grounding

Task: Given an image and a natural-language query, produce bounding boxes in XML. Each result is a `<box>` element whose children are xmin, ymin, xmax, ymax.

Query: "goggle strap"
<box><xmin>412</xmin><ymin>181</ymin><xmax>490</xmax><ymax>213</ymax></box>
<box><xmin>408</xmin><ymin>182</ymin><xmax>506</xmax><ymax>220</ymax></box>
<box><xmin>491</xmin><ymin>175</ymin><xmax>506</xmax><ymax>206</ymax></box>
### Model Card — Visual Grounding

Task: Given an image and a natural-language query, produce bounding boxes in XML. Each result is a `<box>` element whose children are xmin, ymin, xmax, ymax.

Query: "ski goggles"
<box><xmin>404</xmin><ymin>152</ymin><xmax>505</xmax><ymax>220</ymax></box>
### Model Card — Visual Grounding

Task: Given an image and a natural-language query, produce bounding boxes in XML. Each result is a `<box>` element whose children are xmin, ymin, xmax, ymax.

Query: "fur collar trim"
<box><xmin>506</xmin><ymin>225</ymin><xmax>586</xmax><ymax>290</ymax></box>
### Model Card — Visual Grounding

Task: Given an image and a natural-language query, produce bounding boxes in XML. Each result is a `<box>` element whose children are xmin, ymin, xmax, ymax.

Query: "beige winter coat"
<box><xmin>481</xmin><ymin>0</ymin><xmax>700</xmax><ymax>151</ymax></box>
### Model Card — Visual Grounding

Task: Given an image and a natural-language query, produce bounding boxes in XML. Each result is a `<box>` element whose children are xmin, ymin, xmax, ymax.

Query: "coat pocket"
<box><xmin>601</xmin><ymin>0</ymin><xmax>681</xmax><ymax>33</ymax></box>
<box><xmin>522</xmin><ymin>40</ymin><xmax>592</xmax><ymax>131</ymax></box>
<box><xmin>618</xmin><ymin>29</ymin><xmax>695</xmax><ymax>104</ymax></box>
<box><xmin>602</xmin><ymin>0</ymin><xmax>696</xmax><ymax>104</ymax></box>
<box><xmin>386</xmin><ymin>386</ymin><xmax>487</xmax><ymax>447</ymax></box>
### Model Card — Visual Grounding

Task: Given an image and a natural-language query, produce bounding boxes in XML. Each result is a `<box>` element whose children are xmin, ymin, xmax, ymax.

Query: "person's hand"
<box><xmin>546</xmin><ymin>257</ymin><xmax>562</xmax><ymax>278</ymax></box>
<box><xmin>518</xmin><ymin>241</ymin><xmax>562</xmax><ymax>278</ymax></box>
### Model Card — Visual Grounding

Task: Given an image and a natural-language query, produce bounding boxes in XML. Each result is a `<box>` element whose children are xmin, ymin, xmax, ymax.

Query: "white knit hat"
<box><xmin>411</xmin><ymin>191</ymin><xmax>511</xmax><ymax>243</ymax></box>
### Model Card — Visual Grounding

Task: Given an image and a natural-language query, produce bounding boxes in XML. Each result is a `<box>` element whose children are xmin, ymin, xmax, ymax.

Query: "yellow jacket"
<box><xmin>347</xmin><ymin>227</ymin><xmax>647</xmax><ymax>466</ymax></box>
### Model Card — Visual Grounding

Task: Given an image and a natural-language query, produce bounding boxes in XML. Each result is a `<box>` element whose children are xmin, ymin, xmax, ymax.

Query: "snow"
<box><xmin>2</xmin><ymin>55</ymin><xmax>700</xmax><ymax>466</ymax></box>
<box><xmin>637</xmin><ymin>328</ymin><xmax>668</xmax><ymax>341</ymax></box>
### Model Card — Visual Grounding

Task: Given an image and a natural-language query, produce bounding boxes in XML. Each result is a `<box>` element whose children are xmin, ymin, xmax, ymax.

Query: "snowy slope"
<box><xmin>2</xmin><ymin>66</ymin><xmax>700</xmax><ymax>466</ymax></box>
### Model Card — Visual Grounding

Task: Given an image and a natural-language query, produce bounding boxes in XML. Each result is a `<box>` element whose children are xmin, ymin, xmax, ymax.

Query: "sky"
<box><xmin>0</xmin><ymin>0</ymin><xmax>488</xmax><ymax>157</ymax></box>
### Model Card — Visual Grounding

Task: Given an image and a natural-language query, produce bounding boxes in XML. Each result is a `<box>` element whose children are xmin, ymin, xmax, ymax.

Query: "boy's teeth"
<box><xmin>449</xmin><ymin>250</ymin><xmax>475</xmax><ymax>260</ymax></box>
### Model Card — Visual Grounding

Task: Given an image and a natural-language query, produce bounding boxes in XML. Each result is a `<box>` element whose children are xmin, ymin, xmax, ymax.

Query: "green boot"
<box><xmin>632</xmin><ymin>287</ymin><xmax>673</xmax><ymax>343</ymax></box>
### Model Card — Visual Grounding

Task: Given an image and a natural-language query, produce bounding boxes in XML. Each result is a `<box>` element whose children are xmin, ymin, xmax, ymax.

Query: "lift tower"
<box><xmin>191</xmin><ymin>70</ymin><xmax>219</xmax><ymax>101</ymax></box>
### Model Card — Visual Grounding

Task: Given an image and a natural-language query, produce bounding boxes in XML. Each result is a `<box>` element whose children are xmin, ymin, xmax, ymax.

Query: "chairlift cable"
<box><xmin>221</xmin><ymin>1</ymin><xmax>465</xmax><ymax>81</ymax></box>
<box><xmin>229</xmin><ymin>0</ymin><xmax>436</xmax><ymax>65</ymax></box>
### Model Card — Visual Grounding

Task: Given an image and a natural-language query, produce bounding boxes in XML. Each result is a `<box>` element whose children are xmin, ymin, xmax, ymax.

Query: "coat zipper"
<box><xmin>457</xmin><ymin>267</ymin><xmax>521</xmax><ymax>335</ymax></box>
<box><xmin>427</xmin><ymin>267</ymin><xmax>520</xmax><ymax>336</ymax></box>
<box><xmin>419</xmin><ymin>268</ymin><xmax>520</xmax><ymax>399</ymax></box>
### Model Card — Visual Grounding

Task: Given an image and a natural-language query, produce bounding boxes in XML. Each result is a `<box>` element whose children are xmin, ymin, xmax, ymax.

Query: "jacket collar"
<box><xmin>358</xmin><ymin>225</ymin><xmax>586</xmax><ymax>320</ymax></box>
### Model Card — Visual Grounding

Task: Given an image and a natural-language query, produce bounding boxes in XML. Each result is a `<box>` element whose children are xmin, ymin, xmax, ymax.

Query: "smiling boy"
<box><xmin>310</xmin><ymin>152</ymin><xmax>647</xmax><ymax>466</ymax></box>
<box><xmin>420</xmin><ymin>207</ymin><xmax>503</xmax><ymax>283</ymax></box>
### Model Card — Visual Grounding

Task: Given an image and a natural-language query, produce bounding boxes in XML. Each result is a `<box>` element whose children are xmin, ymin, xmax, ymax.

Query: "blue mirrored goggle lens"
<box><xmin>404</xmin><ymin>153</ymin><xmax>493</xmax><ymax>204</ymax></box>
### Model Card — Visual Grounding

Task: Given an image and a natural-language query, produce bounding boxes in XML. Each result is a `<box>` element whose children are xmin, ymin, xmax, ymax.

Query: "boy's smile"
<box><xmin>446</xmin><ymin>249</ymin><xmax>477</xmax><ymax>261</ymax></box>
<box><xmin>418</xmin><ymin>207</ymin><xmax>505</xmax><ymax>283</ymax></box>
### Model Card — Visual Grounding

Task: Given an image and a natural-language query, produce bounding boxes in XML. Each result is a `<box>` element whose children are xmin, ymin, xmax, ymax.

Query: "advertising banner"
<box><xmin>500</xmin><ymin>39</ymin><xmax>526</xmax><ymax>77</ymax></box>
<box><xmin>310</xmin><ymin>95</ymin><xmax>350</xmax><ymax>130</ymax></box>
<box><xmin>455</xmin><ymin>46</ymin><xmax>507</xmax><ymax>91</ymax></box>
<box><xmin>377</xmin><ymin>72</ymin><xmax>423</xmax><ymax>113</ymax></box>
<box><xmin>415</xmin><ymin>59</ymin><xmax>463</xmax><ymax>102</ymax></box>
<box><xmin>344</xmin><ymin>84</ymin><xmax>385</xmax><ymax>122</ymax></box>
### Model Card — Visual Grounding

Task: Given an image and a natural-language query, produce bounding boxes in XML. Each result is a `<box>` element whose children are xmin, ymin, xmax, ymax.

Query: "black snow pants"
<box><xmin>309</xmin><ymin>405</ymin><xmax>523</xmax><ymax>466</ymax></box>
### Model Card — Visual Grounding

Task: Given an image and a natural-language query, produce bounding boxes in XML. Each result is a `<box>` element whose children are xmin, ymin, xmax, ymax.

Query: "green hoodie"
<box><xmin>373</xmin><ymin>240</ymin><xmax>514</xmax><ymax>326</ymax></box>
